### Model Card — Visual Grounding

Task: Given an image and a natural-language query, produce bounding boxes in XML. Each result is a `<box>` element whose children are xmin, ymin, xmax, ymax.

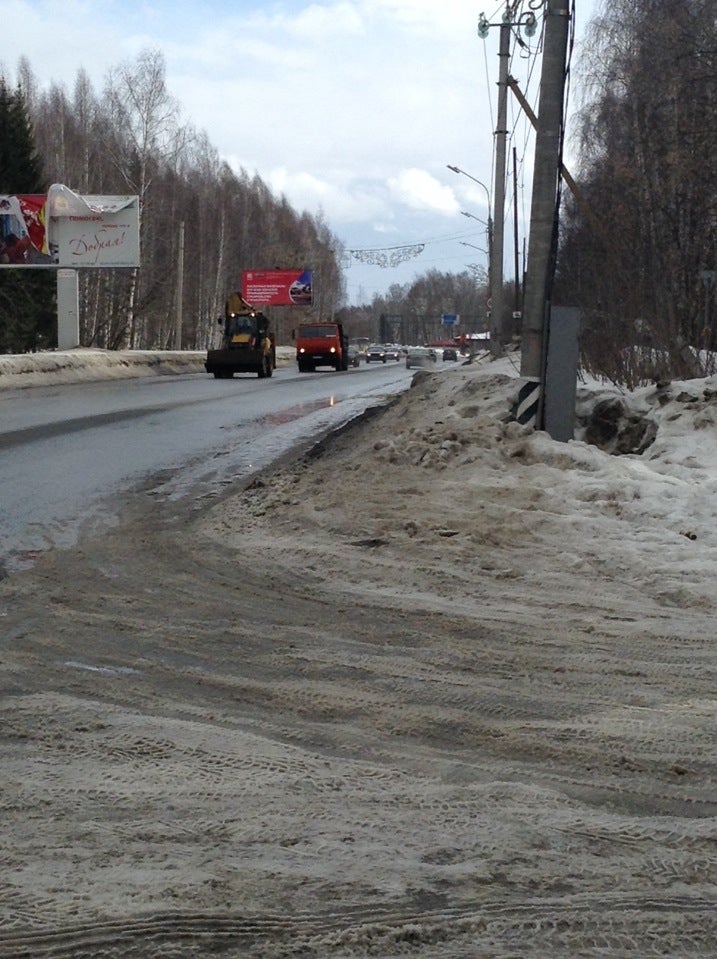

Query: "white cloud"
<box><xmin>387</xmin><ymin>169</ymin><xmax>460</xmax><ymax>216</ymax></box>
<box><xmin>2</xmin><ymin>0</ymin><xmax>602</xmax><ymax>302</ymax></box>
<box><xmin>285</xmin><ymin>1</ymin><xmax>365</xmax><ymax>39</ymax></box>
<box><xmin>254</xmin><ymin>165</ymin><xmax>389</xmax><ymax>223</ymax></box>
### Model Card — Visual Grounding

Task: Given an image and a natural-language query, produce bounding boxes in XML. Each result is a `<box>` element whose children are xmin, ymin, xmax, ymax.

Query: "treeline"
<box><xmin>1</xmin><ymin>50</ymin><xmax>345</xmax><ymax>352</ymax></box>
<box><xmin>338</xmin><ymin>268</ymin><xmax>494</xmax><ymax>345</ymax></box>
<box><xmin>555</xmin><ymin>0</ymin><xmax>717</xmax><ymax>386</ymax></box>
<box><xmin>7</xmin><ymin>1</ymin><xmax>717</xmax><ymax>381</ymax></box>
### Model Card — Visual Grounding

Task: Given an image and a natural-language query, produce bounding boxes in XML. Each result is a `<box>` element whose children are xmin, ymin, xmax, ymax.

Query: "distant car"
<box><xmin>366</xmin><ymin>344</ymin><xmax>387</xmax><ymax>363</ymax></box>
<box><xmin>384</xmin><ymin>345</ymin><xmax>402</xmax><ymax>362</ymax></box>
<box><xmin>405</xmin><ymin>347</ymin><xmax>436</xmax><ymax>370</ymax></box>
<box><xmin>442</xmin><ymin>347</ymin><xmax>458</xmax><ymax>361</ymax></box>
<box><xmin>347</xmin><ymin>346</ymin><xmax>360</xmax><ymax>368</ymax></box>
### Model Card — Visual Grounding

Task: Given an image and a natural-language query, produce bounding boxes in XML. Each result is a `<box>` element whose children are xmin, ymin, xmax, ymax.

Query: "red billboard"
<box><xmin>242</xmin><ymin>269</ymin><xmax>313</xmax><ymax>306</ymax></box>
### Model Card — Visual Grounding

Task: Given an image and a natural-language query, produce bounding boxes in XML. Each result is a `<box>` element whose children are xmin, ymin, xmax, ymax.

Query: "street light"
<box><xmin>447</xmin><ymin>165</ymin><xmax>492</xmax><ymax>211</ymax></box>
<box><xmin>461</xmin><ymin>210</ymin><xmax>489</xmax><ymax>228</ymax></box>
<box><xmin>460</xmin><ymin>241</ymin><xmax>488</xmax><ymax>255</ymax></box>
<box><xmin>450</xmin><ymin>165</ymin><xmax>495</xmax><ymax>347</ymax></box>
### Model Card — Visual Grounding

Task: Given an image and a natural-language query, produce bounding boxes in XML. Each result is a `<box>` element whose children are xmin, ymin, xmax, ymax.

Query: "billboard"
<box><xmin>242</xmin><ymin>269</ymin><xmax>313</xmax><ymax>306</ymax></box>
<box><xmin>0</xmin><ymin>184</ymin><xmax>140</xmax><ymax>268</ymax></box>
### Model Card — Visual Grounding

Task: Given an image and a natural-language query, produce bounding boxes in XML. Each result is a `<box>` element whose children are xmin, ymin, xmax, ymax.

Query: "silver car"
<box><xmin>405</xmin><ymin>347</ymin><xmax>437</xmax><ymax>369</ymax></box>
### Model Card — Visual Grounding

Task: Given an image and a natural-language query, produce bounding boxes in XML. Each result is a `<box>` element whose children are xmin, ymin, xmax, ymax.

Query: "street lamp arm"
<box><xmin>447</xmin><ymin>164</ymin><xmax>492</xmax><ymax>209</ymax></box>
<box><xmin>460</xmin><ymin>241</ymin><xmax>488</xmax><ymax>254</ymax></box>
<box><xmin>461</xmin><ymin>210</ymin><xmax>489</xmax><ymax>228</ymax></box>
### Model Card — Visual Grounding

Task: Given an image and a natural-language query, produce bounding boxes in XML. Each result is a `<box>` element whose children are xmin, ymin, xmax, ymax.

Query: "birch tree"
<box><xmin>556</xmin><ymin>0</ymin><xmax>717</xmax><ymax>383</ymax></box>
<box><xmin>104</xmin><ymin>48</ymin><xmax>188</xmax><ymax>347</ymax></box>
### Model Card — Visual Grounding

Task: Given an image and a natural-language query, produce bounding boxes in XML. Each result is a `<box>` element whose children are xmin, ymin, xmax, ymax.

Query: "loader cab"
<box><xmin>224</xmin><ymin>313</ymin><xmax>255</xmax><ymax>336</ymax></box>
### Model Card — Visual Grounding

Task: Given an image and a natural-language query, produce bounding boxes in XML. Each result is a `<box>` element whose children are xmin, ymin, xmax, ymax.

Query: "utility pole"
<box><xmin>174</xmin><ymin>220</ymin><xmax>184</xmax><ymax>350</ymax></box>
<box><xmin>518</xmin><ymin>0</ymin><xmax>571</xmax><ymax>425</ymax></box>
<box><xmin>513</xmin><ymin>145</ymin><xmax>521</xmax><ymax>325</ymax></box>
<box><xmin>490</xmin><ymin>8</ymin><xmax>512</xmax><ymax>358</ymax></box>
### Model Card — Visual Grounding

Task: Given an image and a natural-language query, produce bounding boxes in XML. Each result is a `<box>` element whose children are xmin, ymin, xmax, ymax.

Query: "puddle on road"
<box><xmin>256</xmin><ymin>395</ymin><xmax>342</xmax><ymax>426</ymax></box>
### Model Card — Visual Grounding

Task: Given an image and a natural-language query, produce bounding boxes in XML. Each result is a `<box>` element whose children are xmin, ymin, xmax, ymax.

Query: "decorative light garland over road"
<box><xmin>348</xmin><ymin>243</ymin><xmax>425</xmax><ymax>268</ymax></box>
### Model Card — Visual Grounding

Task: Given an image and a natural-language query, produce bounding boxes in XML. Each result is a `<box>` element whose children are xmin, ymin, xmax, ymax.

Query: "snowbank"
<box><xmin>0</xmin><ymin>346</ymin><xmax>296</xmax><ymax>389</ymax></box>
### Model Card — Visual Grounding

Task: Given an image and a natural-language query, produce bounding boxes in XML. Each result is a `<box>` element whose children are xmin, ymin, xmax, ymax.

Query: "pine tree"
<box><xmin>0</xmin><ymin>77</ymin><xmax>56</xmax><ymax>353</ymax></box>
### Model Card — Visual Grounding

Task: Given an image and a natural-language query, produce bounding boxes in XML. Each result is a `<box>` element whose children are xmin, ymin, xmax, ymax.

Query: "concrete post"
<box><xmin>518</xmin><ymin>0</ymin><xmax>571</xmax><ymax>425</ymax></box>
<box><xmin>56</xmin><ymin>269</ymin><xmax>80</xmax><ymax>350</ymax></box>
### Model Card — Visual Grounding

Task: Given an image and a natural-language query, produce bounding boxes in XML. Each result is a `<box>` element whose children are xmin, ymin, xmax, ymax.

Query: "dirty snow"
<box><xmin>0</xmin><ymin>347</ymin><xmax>715</xmax><ymax>957</ymax></box>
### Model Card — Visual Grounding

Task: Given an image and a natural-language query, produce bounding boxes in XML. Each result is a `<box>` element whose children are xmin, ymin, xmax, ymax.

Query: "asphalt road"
<box><xmin>0</xmin><ymin>361</ymin><xmax>412</xmax><ymax>573</ymax></box>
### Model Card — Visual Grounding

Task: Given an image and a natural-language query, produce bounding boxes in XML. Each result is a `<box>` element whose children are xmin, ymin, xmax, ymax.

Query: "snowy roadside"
<box><xmin>1</xmin><ymin>352</ymin><xmax>716</xmax><ymax>957</ymax></box>
<box><xmin>0</xmin><ymin>346</ymin><xmax>297</xmax><ymax>389</ymax></box>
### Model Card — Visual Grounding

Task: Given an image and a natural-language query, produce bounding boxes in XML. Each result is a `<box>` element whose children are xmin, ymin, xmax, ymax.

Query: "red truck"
<box><xmin>294</xmin><ymin>321</ymin><xmax>350</xmax><ymax>372</ymax></box>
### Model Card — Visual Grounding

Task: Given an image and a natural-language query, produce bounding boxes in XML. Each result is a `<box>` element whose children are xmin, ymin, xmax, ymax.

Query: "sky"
<box><xmin>2</xmin><ymin>0</ymin><xmax>600</xmax><ymax>306</ymax></box>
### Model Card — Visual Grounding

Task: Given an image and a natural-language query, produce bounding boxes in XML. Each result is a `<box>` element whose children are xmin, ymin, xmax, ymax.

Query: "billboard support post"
<box><xmin>57</xmin><ymin>269</ymin><xmax>79</xmax><ymax>350</ymax></box>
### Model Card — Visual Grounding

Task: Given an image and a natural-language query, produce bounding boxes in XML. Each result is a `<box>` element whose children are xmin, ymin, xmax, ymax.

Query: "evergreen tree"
<box><xmin>0</xmin><ymin>77</ymin><xmax>56</xmax><ymax>353</ymax></box>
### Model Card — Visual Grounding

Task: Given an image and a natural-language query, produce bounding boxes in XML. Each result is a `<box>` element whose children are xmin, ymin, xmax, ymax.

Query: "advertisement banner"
<box><xmin>0</xmin><ymin>185</ymin><xmax>139</xmax><ymax>268</ymax></box>
<box><xmin>242</xmin><ymin>269</ymin><xmax>313</xmax><ymax>306</ymax></box>
<box><xmin>54</xmin><ymin>204</ymin><xmax>140</xmax><ymax>268</ymax></box>
<box><xmin>0</xmin><ymin>194</ymin><xmax>51</xmax><ymax>264</ymax></box>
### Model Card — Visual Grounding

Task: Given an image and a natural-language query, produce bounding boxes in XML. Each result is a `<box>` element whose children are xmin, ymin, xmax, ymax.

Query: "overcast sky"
<box><xmin>3</xmin><ymin>0</ymin><xmax>599</xmax><ymax>305</ymax></box>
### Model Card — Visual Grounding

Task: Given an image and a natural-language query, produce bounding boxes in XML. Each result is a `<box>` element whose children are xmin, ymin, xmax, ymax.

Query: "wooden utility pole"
<box><xmin>507</xmin><ymin>75</ymin><xmax>595</xmax><ymax>227</ymax></box>
<box><xmin>517</xmin><ymin>0</ymin><xmax>571</xmax><ymax>426</ymax></box>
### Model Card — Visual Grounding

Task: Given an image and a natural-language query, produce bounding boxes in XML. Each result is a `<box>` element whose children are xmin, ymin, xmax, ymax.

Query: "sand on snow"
<box><xmin>1</xmin><ymin>355</ymin><xmax>716</xmax><ymax>957</ymax></box>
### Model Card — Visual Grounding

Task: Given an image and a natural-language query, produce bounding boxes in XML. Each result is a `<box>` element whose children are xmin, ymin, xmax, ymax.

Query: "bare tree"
<box><xmin>557</xmin><ymin>0</ymin><xmax>717</xmax><ymax>384</ymax></box>
<box><xmin>104</xmin><ymin>48</ymin><xmax>188</xmax><ymax>347</ymax></box>
<box><xmin>8</xmin><ymin>51</ymin><xmax>348</xmax><ymax>352</ymax></box>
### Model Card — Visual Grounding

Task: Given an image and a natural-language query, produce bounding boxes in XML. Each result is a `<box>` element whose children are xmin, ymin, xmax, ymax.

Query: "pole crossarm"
<box><xmin>506</xmin><ymin>74</ymin><xmax>598</xmax><ymax>228</ymax></box>
<box><xmin>477</xmin><ymin>1</ymin><xmax>544</xmax><ymax>41</ymax></box>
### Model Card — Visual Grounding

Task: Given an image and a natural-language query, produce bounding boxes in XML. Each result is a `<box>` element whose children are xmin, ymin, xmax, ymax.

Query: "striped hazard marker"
<box><xmin>513</xmin><ymin>379</ymin><xmax>541</xmax><ymax>427</ymax></box>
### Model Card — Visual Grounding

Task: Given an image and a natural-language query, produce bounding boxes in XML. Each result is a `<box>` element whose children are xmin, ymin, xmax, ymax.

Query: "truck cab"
<box><xmin>294</xmin><ymin>322</ymin><xmax>349</xmax><ymax>372</ymax></box>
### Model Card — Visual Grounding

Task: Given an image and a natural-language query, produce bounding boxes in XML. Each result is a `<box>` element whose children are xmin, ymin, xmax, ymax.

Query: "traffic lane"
<box><xmin>0</xmin><ymin>359</ymin><xmax>409</xmax><ymax>439</ymax></box>
<box><xmin>0</xmin><ymin>362</ymin><xmax>412</xmax><ymax>572</ymax></box>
